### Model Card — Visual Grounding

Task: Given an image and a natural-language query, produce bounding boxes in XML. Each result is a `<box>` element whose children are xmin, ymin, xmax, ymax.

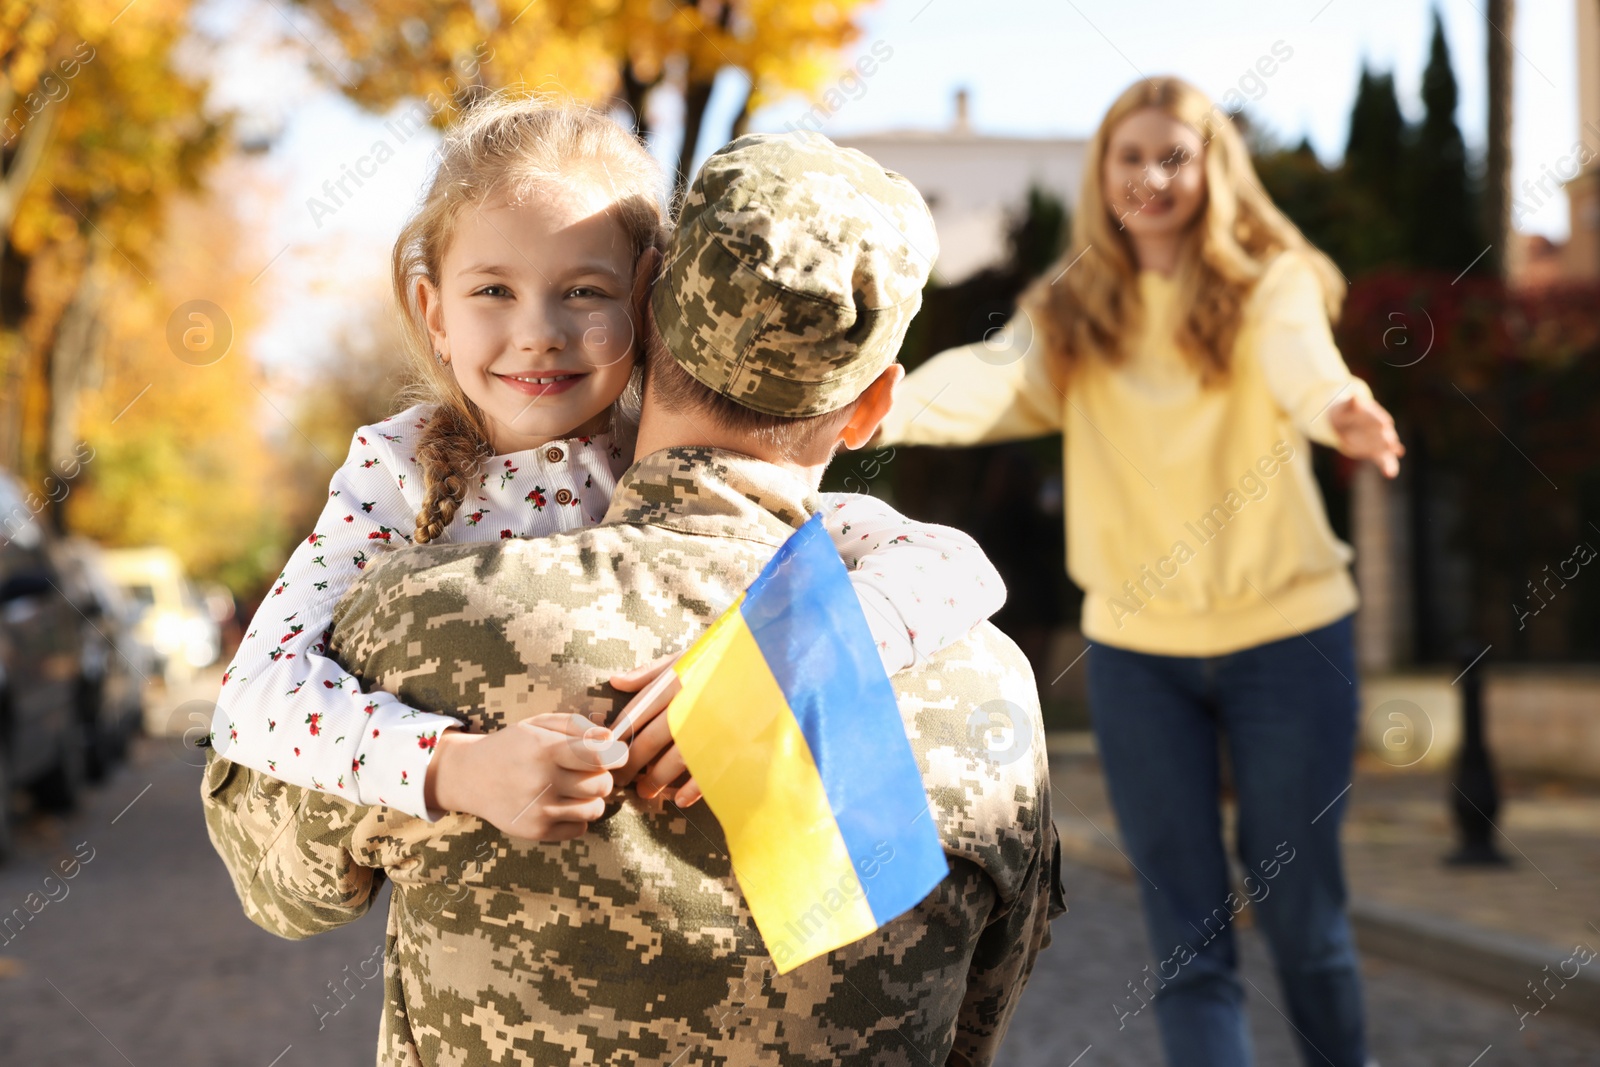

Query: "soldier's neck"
<box><xmin>633</xmin><ymin>404</ymin><xmax>828</xmax><ymax>490</ymax></box>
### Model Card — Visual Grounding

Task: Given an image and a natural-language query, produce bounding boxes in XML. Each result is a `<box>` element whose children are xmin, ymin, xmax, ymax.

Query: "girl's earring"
<box><xmin>435</xmin><ymin>351</ymin><xmax>450</xmax><ymax>367</ymax></box>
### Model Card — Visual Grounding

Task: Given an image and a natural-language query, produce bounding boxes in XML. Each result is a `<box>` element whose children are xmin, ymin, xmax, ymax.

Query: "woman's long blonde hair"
<box><xmin>1021</xmin><ymin>76</ymin><xmax>1345</xmax><ymax>387</ymax></box>
<box><xmin>391</xmin><ymin>93</ymin><xmax>668</xmax><ymax>543</ymax></box>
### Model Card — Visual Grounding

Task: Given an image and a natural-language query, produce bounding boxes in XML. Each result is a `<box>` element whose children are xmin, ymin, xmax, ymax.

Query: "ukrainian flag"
<box><xmin>669</xmin><ymin>512</ymin><xmax>949</xmax><ymax>974</ymax></box>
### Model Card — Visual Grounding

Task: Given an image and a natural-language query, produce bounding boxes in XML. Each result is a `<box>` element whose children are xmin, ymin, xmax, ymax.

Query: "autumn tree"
<box><xmin>287</xmin><ymin>0</ymin><xmax>877</xmax><ymax>196</ymax></box>
<box><xmin>0</xmin><ymin>1</ymin><xmax>295</xmax><ymax>597</ymax></box>
<box><xmin>0</xmin><ymin>0</ymin><xmax>223</xmax><ymax>494</ymax></box>
<box><xmin>272</xmin><ymin>287</ymin><xmax>413</xmax><ymax>549</ymax></box>
<box><xmin>63</xmin><ymin>155</ymin><xmax>289</xmax><ymax>597</ymax></box>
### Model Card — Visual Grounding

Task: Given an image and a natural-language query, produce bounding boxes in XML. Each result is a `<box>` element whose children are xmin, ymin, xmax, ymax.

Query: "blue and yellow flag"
<box><xmin>669</xmin><ymin>512</ymin><xmax>948</xmax><ymax>974</ymax></box>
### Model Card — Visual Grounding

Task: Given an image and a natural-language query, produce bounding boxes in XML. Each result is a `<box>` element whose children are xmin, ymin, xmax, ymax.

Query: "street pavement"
<box><xmin>997</xmin><ymin>846</ymin><xmax>1599</xmax><ymax>1067</ymax></box>
<box><xmin>0</xmin><ymin>737</ymin><xmax>1595</xmax><ymax>1066</ymax></box>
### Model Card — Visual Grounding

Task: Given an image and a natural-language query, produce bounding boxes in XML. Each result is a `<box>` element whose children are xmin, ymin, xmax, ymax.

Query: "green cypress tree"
<box><xmin>1408</xmin><ymin>7</ymin><xmax>1484</xmax><ymax>273</ymax></box>
<box><xmin>1345</xmin><ymin>65</ymin><xmax>1409</xmax><ymax>216</ymax></box>
<box><xmin>1008</xmin><ymin>185</ymin><xmax>1068</xmax><ymax>282</ymax></box>
<box><xmin>1254</xmin><ymin>137</ymin><xmax>1344</xmax><ymax>266</ymax></box>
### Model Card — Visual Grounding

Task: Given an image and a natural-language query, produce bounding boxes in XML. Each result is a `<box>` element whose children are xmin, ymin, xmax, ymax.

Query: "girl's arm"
<box><xmin>209</xmin><ymin>423</ymin><xmax>459</xmax><ymax>819</ymax></box>
<box><xmin>875</xmin><ymin>310</ymin><xmax>1064</xmax><ymax>449</ymax></box>
<box><xmin>819</xmin><ymin>493</ymin><xmax>1006</xmax><ymax>672</ymax></box>
<box><xmin>615</xmin><ymin>498</ymin><xmax>1008</xmax><ymax>805</ymax></box>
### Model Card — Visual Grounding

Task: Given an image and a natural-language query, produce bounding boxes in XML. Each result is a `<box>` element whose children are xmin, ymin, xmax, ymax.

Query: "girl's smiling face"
<box><xmin>419</xmin><ymin>183</ymin><xmax>640</xmax><ymax>454</ymax></box>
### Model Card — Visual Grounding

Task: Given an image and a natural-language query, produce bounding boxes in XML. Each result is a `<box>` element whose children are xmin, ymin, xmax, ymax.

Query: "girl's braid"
<box><xmin>413</xmin><ymin>404</ymin><xmax>491</xmax><ymax>545</ymax></box>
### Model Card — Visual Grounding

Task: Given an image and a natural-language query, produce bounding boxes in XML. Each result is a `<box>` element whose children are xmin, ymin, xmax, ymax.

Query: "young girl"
<box><xmin>878</xmin><ymin>78</ymin><xmax>1403</xmax><ymax>1067</ymax></box>
<box><xmin>210</xmin><ymin>96</ymin><xmax>1003</xmax><ymax>834</ymax></box>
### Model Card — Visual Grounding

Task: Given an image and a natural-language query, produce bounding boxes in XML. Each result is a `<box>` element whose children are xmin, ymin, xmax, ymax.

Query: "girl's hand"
<box><xmin>1328</xmin><ymin>394</ymin><xmax>1405</xmax><ymax>478</ymax></box>
<box><xmin>609</xmin><ymin>653</ymin><xmax>702</xmax><ymax>808</ymax></box>
<box><xmin>426</xmin><ymin>714</ymin><xmax>627</xmax><ymax>841</ymax></box>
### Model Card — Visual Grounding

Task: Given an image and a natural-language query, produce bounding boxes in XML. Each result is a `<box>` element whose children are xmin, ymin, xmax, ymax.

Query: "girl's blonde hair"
<box><xmin>1021</xmin><ymin>76</ymin><xmax>1345</xmax><ymax>387</ymax></box>
<box><xmin>391</xmin><ymin>93</ymin><xmax>668</xmax><ymax>544</ymax></box>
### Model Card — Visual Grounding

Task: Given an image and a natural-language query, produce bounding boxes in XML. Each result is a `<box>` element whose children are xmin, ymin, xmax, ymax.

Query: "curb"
<box><xmin>1050</xmin><ymin>815</ymin><xmax>1600</xmax><ymax>1030</ymax></box>
<box><xmin>1349</xmin><ymin>898</ymin><xmax>1600</xmax><ymax>1029</ymax></box>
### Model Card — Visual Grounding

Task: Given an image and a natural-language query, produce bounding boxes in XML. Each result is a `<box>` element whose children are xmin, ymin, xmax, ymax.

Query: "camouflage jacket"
<box><xmin>202</xmin><ymin>446</ymin><xmax>1065</xmax><ymax>1067</ymax></box>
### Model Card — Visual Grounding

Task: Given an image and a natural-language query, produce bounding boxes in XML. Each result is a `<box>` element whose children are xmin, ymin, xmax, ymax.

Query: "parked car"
<box><xmin>52</xmin><ymin>538</ymin><xmax>155</xmax><ymax>779</ymax></box>
<box><xmin>0</xmin><ymin>471</ymin><xmax>91</xmax><ymax>861</ymax></box>
<box><xmin>200</xmin><ymin>581</ymin><xmax>240</xmax><ymax>656</ymax></box>
<box><xmin>98</xmin><ymin>547</ymin><xmax>220</xmax><ymax>685</ymax></box>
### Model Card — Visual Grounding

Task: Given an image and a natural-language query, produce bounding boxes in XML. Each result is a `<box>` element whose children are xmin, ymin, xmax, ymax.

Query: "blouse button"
<box><xmin>554</xmin><ymin>488</ymin><xmax>573</xmax><ymax>505</ymax></box>
<box><xmin>545</xmin><ymin>446</ymin><xmax>565</xmax><ymax>463</ymax></box>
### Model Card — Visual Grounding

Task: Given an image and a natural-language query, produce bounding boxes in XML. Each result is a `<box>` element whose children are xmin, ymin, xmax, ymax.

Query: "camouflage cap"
<box><xmin>652</xmin><ymin>132</ymin><xmax>938</xmax><ymax>417</ymax></box>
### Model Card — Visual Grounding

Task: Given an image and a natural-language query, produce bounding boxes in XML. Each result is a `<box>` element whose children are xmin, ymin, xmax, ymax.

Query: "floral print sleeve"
<box><xmin>209</xmin><ymin>408</ymin><xmax>627</xmax><ymax>822</ymax></box>
<box><xmin>819</xmin><ymin>493</ymin><xmax>1007</xmax><ymax>673</ymax></box>
<box><xmin>209</xmin><ymin>415</ymin><xmax>460</xmax><ymax>819</ymax></box>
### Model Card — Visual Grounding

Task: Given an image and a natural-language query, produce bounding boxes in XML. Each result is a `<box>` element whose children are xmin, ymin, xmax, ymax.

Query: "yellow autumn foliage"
<box><xmin>288</xmin><ymin>0</ymin><xmax>878</xmax><ymax>186</ymax></box>
<box><xmin>65</xmin><ymin>158</ymin><xmax>288</xmax><ymax>595</ymax></box>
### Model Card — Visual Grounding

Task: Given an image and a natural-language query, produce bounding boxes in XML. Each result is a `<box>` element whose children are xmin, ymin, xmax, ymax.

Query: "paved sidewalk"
<box><xmin>999</xmin><ymin>860</ymin><xmax>1600</xmax><ymax>1067</ymax></box>
<box><xmin>1047</xmin><ymin>732</ymin><xmax>1600</xmax><ymax>1027</ymax></box>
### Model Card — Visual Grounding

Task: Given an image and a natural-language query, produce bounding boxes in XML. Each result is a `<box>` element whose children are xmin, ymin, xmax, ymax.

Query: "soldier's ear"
<box><xmin>838</xmin><ymin>364</ymin><xmax>903</xmax><ymax>451</ymax></box>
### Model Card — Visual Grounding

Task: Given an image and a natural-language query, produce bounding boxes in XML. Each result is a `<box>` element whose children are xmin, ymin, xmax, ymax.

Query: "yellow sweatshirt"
<box><xmin>878</xmin><ymin>248</ymin><xmax>1374</xmax><ymax>657</ymax></box>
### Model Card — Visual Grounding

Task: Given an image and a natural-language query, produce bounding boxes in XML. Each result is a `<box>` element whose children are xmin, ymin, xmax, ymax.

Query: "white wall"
<box><xmin>836</xmin><ymin>133</ymin><xmax>1088</xmax><ymax>283</ymax></box>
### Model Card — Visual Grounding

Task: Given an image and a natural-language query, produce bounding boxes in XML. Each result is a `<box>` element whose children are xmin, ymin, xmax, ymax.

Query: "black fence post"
<box><xmin>1446</xmin><ymin>642</ymin><xmax>1509</xmax><ymax>866</ymax></box>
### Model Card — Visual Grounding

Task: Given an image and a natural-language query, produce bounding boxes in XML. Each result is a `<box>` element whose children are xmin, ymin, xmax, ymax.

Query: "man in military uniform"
<box><xmin>204</xmin><ymin>132</ymin><xmax>1064</xmax><ymax>1067</ymax></box>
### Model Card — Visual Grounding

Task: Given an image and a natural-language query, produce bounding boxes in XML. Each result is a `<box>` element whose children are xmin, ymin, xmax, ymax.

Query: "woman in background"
<box><xmin>877</xmin><ymin>76</ymin><xmax>1403</xmax><ymax>1067</ymax></box>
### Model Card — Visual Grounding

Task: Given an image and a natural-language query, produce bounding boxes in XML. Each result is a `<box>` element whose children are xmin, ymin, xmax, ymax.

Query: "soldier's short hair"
<box><xmin>643</xmin><ymin>331</ymin><xmax>862</xmax><ymax>461</ymax></box>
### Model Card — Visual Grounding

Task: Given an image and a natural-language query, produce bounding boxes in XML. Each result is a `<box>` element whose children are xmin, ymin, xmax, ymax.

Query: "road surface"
<box><xmin>0</xmin><ymin>739</ymin><xmax>1592</xmax><ymax>1066</ymax></box>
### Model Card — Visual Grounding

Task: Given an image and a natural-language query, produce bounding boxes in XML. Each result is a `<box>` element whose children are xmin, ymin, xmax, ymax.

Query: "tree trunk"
<box><xmin>0</xmin><ymin>329</ymin><xmax>23</xmax><ymax>472</ymax></box>
<box><xmin>34</xmin><ymin>237</ymin><xmax>103</xmax><ymax>530</ymax></box>
<box><xmin>620</xmin><ymin>60</ymin><xmax>655</xmax><ymax>140</ymax></box>
<box><xmin>0</xmin><ymin>103</ymin><xmax>58</xmax><ymax>240</ymax></box>
<box><xmin>672</xmin><ymin>0</ymin><xmax>738</xmax><ymax>200</ymax></box>
<box><xmin>1485</xmin><ymin>0</ymin><xmax>1514</xmax><ymax>279</ymax></box>
<box><xmin>0</xmin><ymin>237</ymin><xmax>22</xmax><ymax>467</ymax></box>
<box><xmin>729</xmin><ymin>79</ymin><xmax>754</xmax><ymax>140</ymax></box>
<box><xmin>0</xmin><ymin>87</ymin><xmax>61</xmax><ymax>473</ymax></box>
<box><xmin>674</xmin><ymin>77</ymin><xmax>716</xmax><ymax>202</ymax></box>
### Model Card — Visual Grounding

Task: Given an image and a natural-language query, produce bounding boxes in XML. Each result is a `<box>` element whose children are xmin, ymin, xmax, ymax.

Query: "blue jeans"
<box><xmin>1087</xmin><ymin>614</ymin><xmax>1366</xmax><ymax>1067</ymax></box>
